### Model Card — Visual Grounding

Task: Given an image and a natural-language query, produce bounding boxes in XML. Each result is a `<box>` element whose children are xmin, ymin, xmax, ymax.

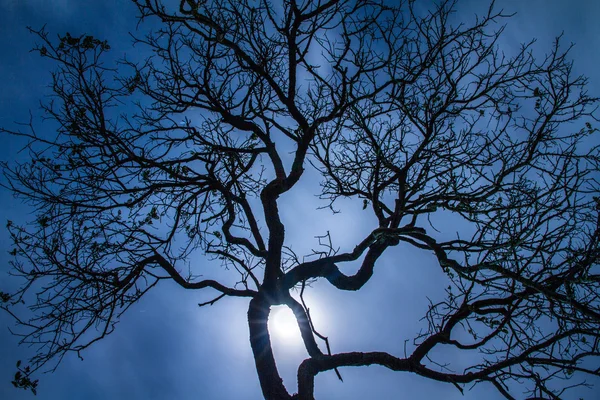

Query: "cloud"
<box><xmin>1</xmin><ymin>0</ymin><xmax>75</xmax><ymax>16</ymax></box>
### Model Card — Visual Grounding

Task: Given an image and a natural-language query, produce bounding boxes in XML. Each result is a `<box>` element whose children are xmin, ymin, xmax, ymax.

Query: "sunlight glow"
<box><xmin>269</xmin><ymin>306</ymin><xmax>300</xmax><ymax>341</ymax></box>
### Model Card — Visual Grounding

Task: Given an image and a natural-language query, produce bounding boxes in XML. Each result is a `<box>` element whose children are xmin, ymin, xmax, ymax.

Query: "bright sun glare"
<box><xmin>269</xmin><ymin>307</ymin><xmax>299</xmax><ymax>340</ymax></box>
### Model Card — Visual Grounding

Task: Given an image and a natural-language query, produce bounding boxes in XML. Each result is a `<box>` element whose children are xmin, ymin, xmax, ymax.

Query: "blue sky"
<box><xmin>1</xmin><ymin>1</ymin><xmax>599</xmax><ymax>399</ymax></box>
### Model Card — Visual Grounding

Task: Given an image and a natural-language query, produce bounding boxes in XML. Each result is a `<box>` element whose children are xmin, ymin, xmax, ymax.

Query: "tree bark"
<box><xmin>248</xmin><ymin>295</ymin><xmax>291</xmax><ymax>400</ymax></box>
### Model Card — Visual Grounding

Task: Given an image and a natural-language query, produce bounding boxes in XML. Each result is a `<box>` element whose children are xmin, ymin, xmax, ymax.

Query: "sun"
<box><xmin>269</xmin><ymin>306</ymin><xmax>300</xmax><ymax>341</ymax></box>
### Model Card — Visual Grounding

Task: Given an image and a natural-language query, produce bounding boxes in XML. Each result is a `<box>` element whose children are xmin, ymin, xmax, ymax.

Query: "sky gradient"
<box><xmin>1</xmin><ymin>1</ymin><xmax>600</xmax><ymax>399</ymax></box>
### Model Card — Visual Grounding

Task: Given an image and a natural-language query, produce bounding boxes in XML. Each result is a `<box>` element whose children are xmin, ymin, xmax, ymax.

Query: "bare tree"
<box><xmin>2</xmin><ymin>0</ymin><xmax>599</xmax><ymax>398</ymax></box>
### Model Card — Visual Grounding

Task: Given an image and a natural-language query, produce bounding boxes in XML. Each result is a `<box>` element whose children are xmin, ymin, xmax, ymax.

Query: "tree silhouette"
<box><xmin>2</xmin><ymin>0</ymin><xmax>599</xmax><ymax>399</ymax></box>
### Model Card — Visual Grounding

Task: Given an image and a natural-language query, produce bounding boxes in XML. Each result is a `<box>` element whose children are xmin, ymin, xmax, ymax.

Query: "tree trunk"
<box><xmin>248</xmin><ymin>295</ymin><xmax>291</xmax><ymax>400</ymax></box>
